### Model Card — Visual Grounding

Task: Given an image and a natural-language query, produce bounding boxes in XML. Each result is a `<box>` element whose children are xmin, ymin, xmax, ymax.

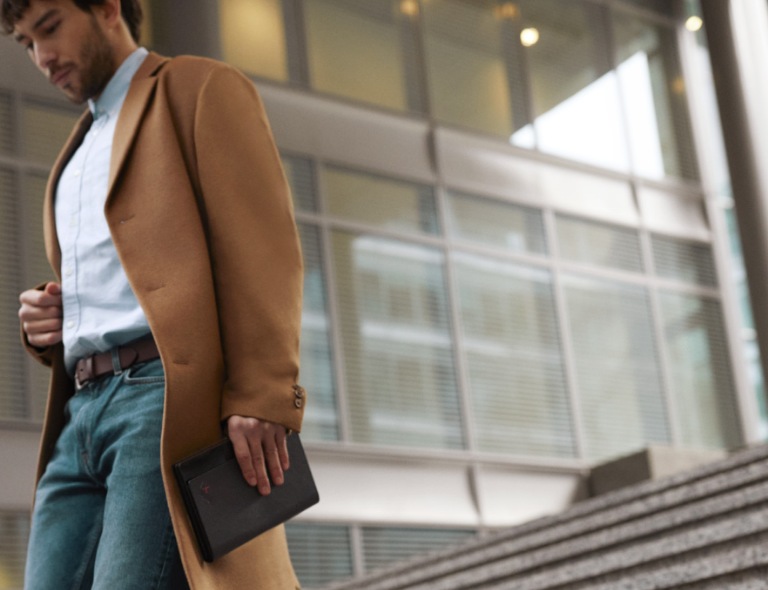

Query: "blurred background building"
<box><xmin>1</xmin><ymin>0</ymin><xmax>767</xmax><ymax>588</ymax></box>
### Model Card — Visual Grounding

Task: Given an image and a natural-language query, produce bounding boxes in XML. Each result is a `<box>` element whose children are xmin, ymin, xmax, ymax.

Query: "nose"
<box><xmin>31</xmin><ymin>41</ymin><xmax>57</xmax><ymax>73</ymax></box>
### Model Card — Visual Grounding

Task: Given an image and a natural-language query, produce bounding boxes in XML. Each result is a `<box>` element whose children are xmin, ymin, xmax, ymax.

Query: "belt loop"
<box><xmin>111</xmin><ymin>348</ymin><xmax>123</xmax><ymax>376</ymax></box>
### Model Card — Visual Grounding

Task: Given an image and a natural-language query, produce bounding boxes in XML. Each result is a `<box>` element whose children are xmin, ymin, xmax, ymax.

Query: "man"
<box><xmin>3</xmin><ymin>0</ymin><xmax>305</xmax><ymax>588</ymax></box>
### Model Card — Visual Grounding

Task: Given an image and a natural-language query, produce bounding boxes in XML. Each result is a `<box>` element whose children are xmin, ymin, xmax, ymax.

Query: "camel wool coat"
<box><xmin>24</xmin><ymin>52</ymin><xmax>306</xmax><ymax>589</ymax></box>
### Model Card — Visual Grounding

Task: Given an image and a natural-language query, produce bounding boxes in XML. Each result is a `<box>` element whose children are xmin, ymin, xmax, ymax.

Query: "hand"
<box><xmin>226</xmin><ymin>416</ymin><xmax>290</xmax><ymax>496</ymax></box>
<box><xmin>19</xmin><ymin>282</ymin><xmax>64</xmax><ymax>348</ymax></box>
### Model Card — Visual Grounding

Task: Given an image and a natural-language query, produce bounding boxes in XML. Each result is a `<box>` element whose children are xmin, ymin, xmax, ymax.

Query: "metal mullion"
<box><xmin>544</xmin><ymin>208</ymin><xmax>587</xmax><ymax>460</ymax></box>
<box><xmin>436</xmin><ymin>184</ymin><xmax>477</xmax><ymax>455</ymax></box>
<box><xmin>314</xmin><ymin>160</ymin><xmax>353</xmax><ymax>444</ymax></box>
<box><xmin>350</xmin><ymin>524</ymin><xmax>366</xmax><ymax>578</ymax></box>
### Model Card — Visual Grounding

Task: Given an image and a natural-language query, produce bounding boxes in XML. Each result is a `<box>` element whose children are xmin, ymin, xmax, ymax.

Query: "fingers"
<box><xmin>19</xmin><ymin>283</ymin><xmax>64</xmax><ymax>348</ymax></box>
<box><xmin>227</xmin><ymin>416</ymin><xmax>289</xmax><ymax>496</ymax></box>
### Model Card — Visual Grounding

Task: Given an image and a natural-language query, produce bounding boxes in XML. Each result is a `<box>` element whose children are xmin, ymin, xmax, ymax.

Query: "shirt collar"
<box><xmin>88</xmin><ymin>47</ymin><xmax>149</xmax><ymax>120</ymax></box>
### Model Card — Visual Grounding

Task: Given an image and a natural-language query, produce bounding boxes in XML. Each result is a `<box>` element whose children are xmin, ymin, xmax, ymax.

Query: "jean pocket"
<box><xmin>122</xmin><ymin>360</ymin><xmax>165</xmax><ymax>386</ymax></box>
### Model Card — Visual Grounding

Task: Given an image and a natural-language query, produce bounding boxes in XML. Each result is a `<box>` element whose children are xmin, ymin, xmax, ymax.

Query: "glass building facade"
<box><xmin>0</xmin><ymin>0</ymin><xmax>763</xmax><ymax>587</ymax></box>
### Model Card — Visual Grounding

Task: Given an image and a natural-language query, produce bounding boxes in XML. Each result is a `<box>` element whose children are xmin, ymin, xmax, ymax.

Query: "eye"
<box><xmin>43</xmin><ymin>20</ymin><xmax>60</xmax><ymax>36</ymax></box>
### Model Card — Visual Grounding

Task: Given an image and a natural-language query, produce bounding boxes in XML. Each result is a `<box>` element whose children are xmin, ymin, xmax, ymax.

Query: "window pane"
<box><xmin>286</xmin><ymin>523</ymin><xmax>353</xmax><ymax>588</ymax></box>
<box><xmin>304</xmin><ymin>0</ymin><xmax>410</xmax><ymax>110</ymax></box>
<box><xmin>283</xmin><ymin>157</ymin><xmax>318</xmax><ymax>213</ymax></box>
<box><xmin>445</xmin><ymin>192</ymin><xmax>547</xmax><ymax>255</ymax></box>
<box><xmin>0</xmin><ymin>511</ymin><xmax>29</xmax><ymax>590</ymax></box>
<box><xmin>660</xmin><ymin>293</ymin><xmax>741</xmax><ymax>450</ymax></box>
<box><xmin>564</xmin><ymin>276</ymin><xmax>669</xmax><ymax>460</ymax></box>
<box><xmin>614</xmin><ymin>11</ymin><xmax>699</xmax><ymax>180</ymax></box>
<box><xmin>652</xmin><ymin>234</ymin><xmax>717</xmax><ymax>287</ymax></box>
<box><xmin>324</xmin><ymin>167</ymin><xmax>439</xmax><ymax>235</ymax></box>
<box><xmin>422</xmin><ymin>0</ymin><xmax>517</xmax><ymax>138</ymax></box>
<box><xmin>219</xmin><ymin>0</ymin><xmax>288</xmax><ymax>81</ymax></box>
<box><xmin>556</xmin><ymin>215</ymin><xmax>643</xmax><ymax>273</ymax></box>
<box><xmin>0</xmin><ymin>168</ymin><xmax>27</xmax><ymax>421</ymax></box>
<box><xmin>332</xmin><ymin>231</ymin><xmax>463</xmax><ymax>449</ymax></box>
<box><xmin>521</xmin><ymin>0</ymin><xmax>630</xmax><ymax>171</ymax></box>
<box><xmin>454</xmin><ymin>253</ymin><xmax>574</xmax><ymax>457</ymax></box>
<box><xmin>361</xmin><ymin>527</ymin><xmax>476</xmax><ymax>574</ymax></box>
<box><xmin>0</xmin><ymin>92</ymin><xmax>13</xmax><ymax>157</ymax></box>
<box><xmin>21</xmin><ymin>101</ymin><xmax>79</xmax><ymax>167</ymax></box>
<box><xmin>298</xmin><ymin>224</ymin><xmax>339</xmax><ymax>441</ymax></box>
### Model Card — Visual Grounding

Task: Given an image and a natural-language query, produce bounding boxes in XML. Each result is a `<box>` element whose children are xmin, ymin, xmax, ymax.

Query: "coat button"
<box><xmin>294</xmin><ymin>398</ymin><xmax>303</xmax><ymax>409</ymax></box>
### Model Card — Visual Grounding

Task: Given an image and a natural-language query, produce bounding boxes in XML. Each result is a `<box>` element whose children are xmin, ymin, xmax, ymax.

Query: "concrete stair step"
<box><xmin>325</xmin><ymin>445</ymin><xmax>768</xmax><ymax>590</ymax></box>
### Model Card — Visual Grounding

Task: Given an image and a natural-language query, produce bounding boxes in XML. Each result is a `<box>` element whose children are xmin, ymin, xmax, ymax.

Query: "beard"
<box><xmin>60</xmin><ymin>17</ymin><xmax>115</xmax><ymax>104</ymax></box>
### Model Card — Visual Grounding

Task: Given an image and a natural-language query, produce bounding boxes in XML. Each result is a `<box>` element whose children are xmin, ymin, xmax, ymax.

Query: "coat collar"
<box><xmin>43</xmin><ymin>51</ymin><xmax>169</xmax><ymax>274</ymax></box>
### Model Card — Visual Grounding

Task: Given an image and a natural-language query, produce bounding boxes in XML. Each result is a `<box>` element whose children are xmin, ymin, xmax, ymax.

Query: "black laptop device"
<box><xmin>174</xmin><ymin>434</ymin><xmax>319</xmax><ymax>562</ymax></box>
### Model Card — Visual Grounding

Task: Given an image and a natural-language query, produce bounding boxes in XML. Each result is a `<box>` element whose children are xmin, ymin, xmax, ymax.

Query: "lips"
<box><xmin>50</xmin><ymin>66</ymin><xmax>72</xmax><ymax>87</ymax></box>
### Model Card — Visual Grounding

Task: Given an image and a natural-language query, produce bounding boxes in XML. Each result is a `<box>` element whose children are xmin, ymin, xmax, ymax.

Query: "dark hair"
<box><xmin>1</xmin><ymin>0</ymin><xmax>143</xmax><ymax>43</ymax></box>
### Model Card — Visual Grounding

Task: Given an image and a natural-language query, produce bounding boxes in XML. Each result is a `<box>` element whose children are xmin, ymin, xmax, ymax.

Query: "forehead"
<box><xmin>13</xmin><ymin>0</ymin><xmax>76</xmax><ymax>35</ymax></box>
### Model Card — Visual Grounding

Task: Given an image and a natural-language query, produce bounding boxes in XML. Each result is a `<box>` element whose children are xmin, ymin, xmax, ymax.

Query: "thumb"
<box><xmin>45</xmin><ymin>282</ymin><xmax>62</xmax><ymax>296</ymax></box>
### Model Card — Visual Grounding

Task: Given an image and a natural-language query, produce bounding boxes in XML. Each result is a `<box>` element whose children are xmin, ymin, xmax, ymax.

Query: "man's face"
<box><xmin>12</xmin><ymin>0</ymin><xmax>116</xmax><ymax>104</ymax></box>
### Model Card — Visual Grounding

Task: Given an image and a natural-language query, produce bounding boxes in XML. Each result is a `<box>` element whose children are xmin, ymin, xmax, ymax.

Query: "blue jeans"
<box><xmin>24</xmin><ymin>358</ymin><xmax>189</xmax><ymax>590</ymax></box>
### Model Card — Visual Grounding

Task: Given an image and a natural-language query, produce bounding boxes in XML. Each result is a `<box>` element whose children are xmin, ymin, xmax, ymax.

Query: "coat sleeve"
<box><xmin>193</xmin><ymin>64</ymin><xmax>305</xmax><ymax>433</ymax></box>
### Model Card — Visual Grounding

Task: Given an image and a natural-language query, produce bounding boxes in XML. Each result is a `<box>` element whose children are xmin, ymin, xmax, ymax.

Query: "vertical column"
<box><xmin>700</xmin><ymin>0</ymin><xmax>768</xmax><ymax>413</ymax></box>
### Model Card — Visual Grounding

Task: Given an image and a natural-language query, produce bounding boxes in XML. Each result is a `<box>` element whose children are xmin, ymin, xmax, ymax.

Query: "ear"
<box><xmin>92</xmin><ymin>0</ymin><xmax>123</xmax><ymax>30</ymax></box>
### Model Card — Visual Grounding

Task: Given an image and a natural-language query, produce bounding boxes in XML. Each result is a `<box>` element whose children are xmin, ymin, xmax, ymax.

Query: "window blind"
<box><xmin>285</xmin><ymin>523</ymin><xmax>353</xmax><ymax>589</ymax></box>
<box><xmin>0</xmin><ymin>92</ymin><xmax>13</xmax><ymax>157</ymax></box>
<box><xmin>652</xmin><ymin>234</ymin><xmax>717</xmax><ymax>287</ymax></box>
<box><xmin>0</xmin><ymin>168</ymin><xmax>27</xmax><ymax>420</ymax></box>
<box><xmin>0</xmin><ymin>511</ymin><xmax>29</xmax><ymax>590</ymax></box>
<box><xmin>446</xmin><ymin>191</ymin><xmax>547</xmax><ymax>255</ymax></box>
<box><xmin>21</xmin><ymin>101</ymin><xmax>79</xmax><ymax>167</ymax></box>
<box><xmin>660</xmin><ymin>292</ymin><xmax>741</xmax><ymax>450</ymax></box>
<box><xmin>563</xmin><ymin>275</ymin><xmax>669</xmax><ymax>460</ymax></box>
<box><xmin>453</xmin><ymin>252</ymin><xmax>574</xmax><ymax>457</ymax></box>
<box><xmin>332</xmin><ymin>231</ymin><xmax>464</xmax><ymax>450</ymax></box>
<box><xmin>556</xmin><ymin>214</ymin><xmax>643</xmax><ymax>273</ymax></box>
<box><xmin>297</xmin><ymin>223</ymin><xmax>339</xmax><ymax>441</ymax></box>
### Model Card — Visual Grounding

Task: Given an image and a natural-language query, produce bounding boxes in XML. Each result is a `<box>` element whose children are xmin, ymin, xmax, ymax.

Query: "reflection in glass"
<box><xmin>556</xmin><ymin>215</ymin><xmax>643</xmax><ymax>273</ymax></box>
<box><xmin>564</xmin><ymin>275</ymin><xmax>669</xmax><ymax>460</ymax></box>
<box><xmin>422</xmin><ymin>0</ymin><xmax>519</xmax><ymax>138</ymax></box>
<box><xmin>219</xmin><ymin>0</ymin><xmax>288</xmax><ymax>80</ymax></box>
<box><xmin>445</xmin><ymin>191</ymin><xmax>547</xmax><ymax>255</ymax></box>
<box><xmin>324</xmin><ymin>167</ymin><xmax>439</xmax><ymax>235</ymax></box>
<box><xmin>520</xmin><ymin>0</ymin><xmax>629</xmax><ymax>171</ymax></box>
<box><xmin>652</xmin><ymin>235</ymin><xmax>717</xmax><ymax>287</ymax></box>
<box><xmin>613</xmin><ymin>12</ymin><xmax>698</xmax><ymax>179</ymax></box>
<box><xmin>304</xmin><ymin>0</ymin><xmax>411</xmax><ymax>110</ymax></box>
<box><xmin>332</xmin><ymin>231</ymin><xmax>463</xmax><ymax>449</ymax></box>
<box><xmin>660</xmin><ymin>293</ymin><xmax>740</xmax><ymax>449</ymax></box>
<box><xmin>454</xmin><ymin>253</ymin><xmax>574</xmax><ymax>457</ymax></box>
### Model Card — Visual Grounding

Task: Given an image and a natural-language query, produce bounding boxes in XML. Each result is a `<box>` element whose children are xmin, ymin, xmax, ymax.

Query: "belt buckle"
<box><xmin>75</xmin><ymin>356</ymin><xmax>94</xmax><ymax>391</ymax></box>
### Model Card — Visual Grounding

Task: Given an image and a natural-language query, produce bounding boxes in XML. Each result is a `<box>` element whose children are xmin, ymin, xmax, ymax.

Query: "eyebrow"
<box><xmin>13</xmin><ymin>8</ymin><xmax>59</xmax><ymax>43</ymax></box>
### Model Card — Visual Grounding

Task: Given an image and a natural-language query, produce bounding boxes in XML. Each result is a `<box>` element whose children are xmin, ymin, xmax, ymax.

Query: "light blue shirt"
<box><xmin>56</xmin><ymin>47</ymin><xmax>150</xmax><ymax>374</ymax></box>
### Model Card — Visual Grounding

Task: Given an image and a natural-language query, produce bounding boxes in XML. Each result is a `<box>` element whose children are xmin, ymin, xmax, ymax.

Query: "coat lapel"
<box><xmin>106</xmin><ymin>52</ymin><xmax>169</xmax><ymax>207</ymax></box>
<box><xmin>43</xmin><ymin>110</ymin><xmax>93</xmax><ymax>277</ymax></box>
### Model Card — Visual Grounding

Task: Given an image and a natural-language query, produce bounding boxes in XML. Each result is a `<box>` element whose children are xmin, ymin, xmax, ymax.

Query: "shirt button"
<box><xmin>72</xmin><ymin>169</ymin><xmax>81</xmax><ymax>177</ymax></box>
<box><xmin>64</xmin><ymin>266</ymin><xmax>73</xmax><ymax>277</ymax></box>
<box><xmin>66</xmin><ymin>320</ymin><xmax>75</xmax><ymax>329</ymax></box>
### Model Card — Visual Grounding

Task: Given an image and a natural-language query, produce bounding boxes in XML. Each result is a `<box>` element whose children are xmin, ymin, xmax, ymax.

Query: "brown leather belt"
<box><xmin>74</xmin><ymin>335</ymin><xmax>160</xmax><ymax>390</ymax></box>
